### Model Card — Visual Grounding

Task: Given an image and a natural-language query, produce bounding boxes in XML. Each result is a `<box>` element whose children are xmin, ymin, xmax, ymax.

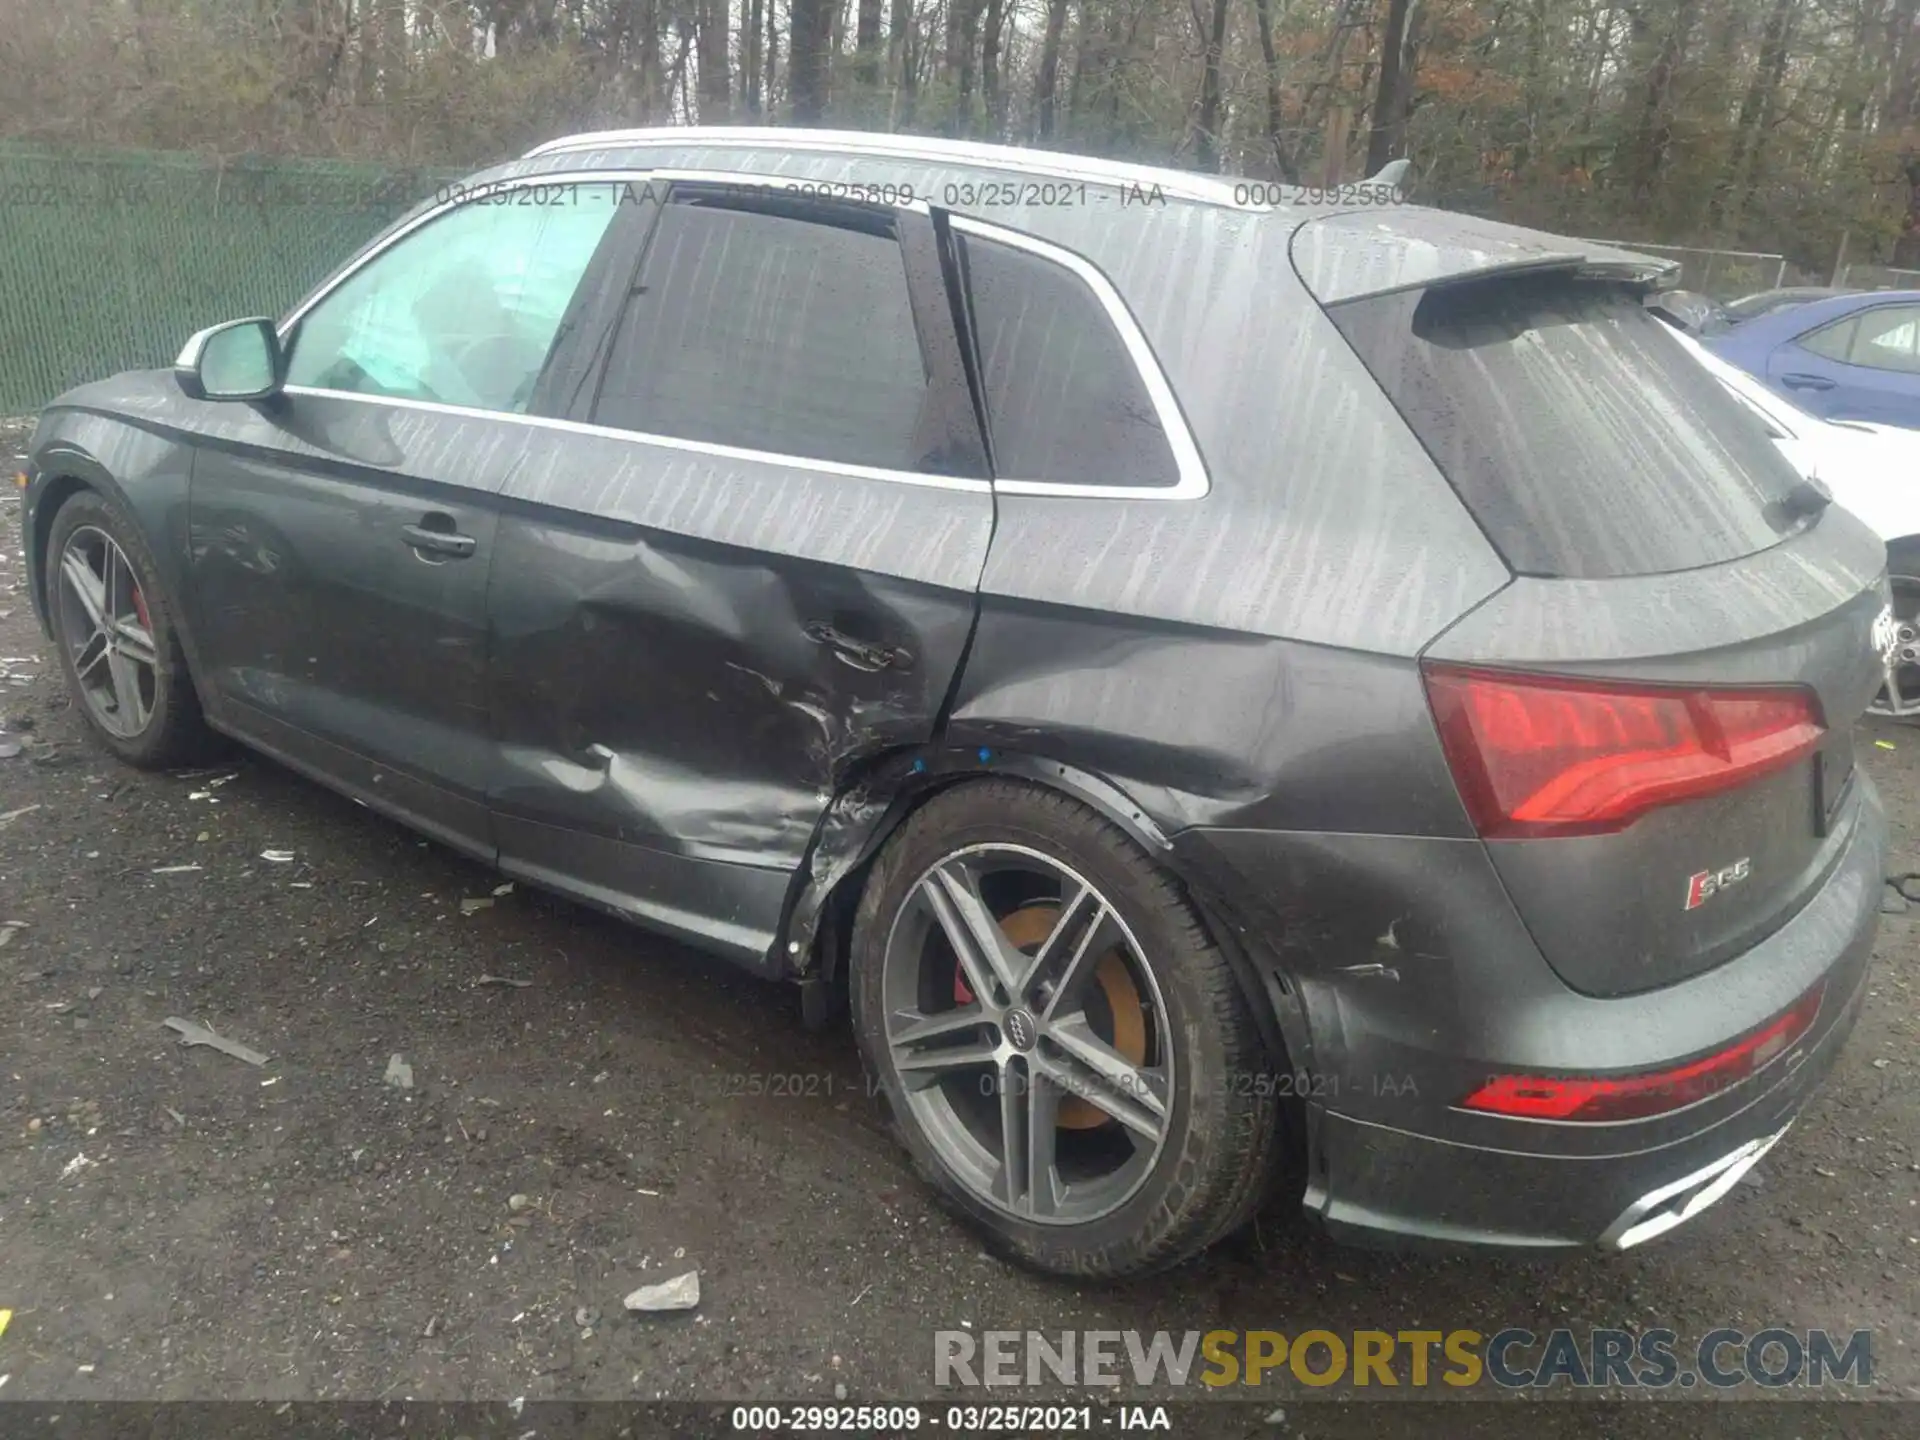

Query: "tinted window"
<box><xmin>1330</xmin><ymin>272</ymin><xmax>1804</xmax><ymax>579</ymax></box>
<box><xmin>1849</xmin><ymin>305</ymin><xmax>1920</xmax><ymax>373</ymax></box>
<box><xmin>958</xmin><ymin>233</ymin><xmax>1179</xmax><ymax>488</ymax></box>
<box><xmin>287</xmin><ymin>184</ymin><xmax>619</xmax><ymax>413</ymax></box>
<box><xmin>592</xmin><ymin>197</ymin><xmax>935</xmax><ymax>471</ymax></box>
<box><xmin>1800</xmin><ymin>316</ymin><xmax>1860</xmax><ymax>363</ymax></box>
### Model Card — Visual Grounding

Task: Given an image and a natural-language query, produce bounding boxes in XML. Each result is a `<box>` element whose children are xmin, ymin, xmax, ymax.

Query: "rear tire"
<box><xmin>44</xmin><ymin>488</ymin><xmax>215</xmax><ymax>769</ymax></box>
<box><xmin>850</xmin><ymin>778</ymin><xmax>1281</xmax><ymax>1278</ymax></box>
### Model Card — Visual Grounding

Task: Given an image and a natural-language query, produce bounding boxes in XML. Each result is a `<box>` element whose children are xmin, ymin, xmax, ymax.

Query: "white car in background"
<box><xmin>1670</xmin><ymin>326</ymin><xmax>1920</xmax><ymax>716</ymax></box>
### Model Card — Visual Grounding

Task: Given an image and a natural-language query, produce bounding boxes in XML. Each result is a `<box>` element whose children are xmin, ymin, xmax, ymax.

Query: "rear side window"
<box><xmin>1803</xmin><ymin>305</ymin><xmax>1920</xmax><ymax>374</ymax></box>
<box><xmin>957</xmin><ymin>233</ymin><xmax>1179</xmax><ymax>488</ymax></box>
<box><xmin>1329</xmin><ymin>273</ymin><xmax>1805</xmax><ymax>578</ymax></box>
<box><xmin>592</xmin><ymin>196</ymin><xmax>934</xmax><ymax>471</ymax></box>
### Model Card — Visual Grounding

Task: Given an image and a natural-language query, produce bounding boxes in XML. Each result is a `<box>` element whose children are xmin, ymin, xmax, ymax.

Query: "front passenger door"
<box><xmin>485</xmin><ymin>180</ymin><xmax>995</xmax><ymax>967</ymax></box>
<box><xmin>186</xmin><ymin>181</ymin><xmax>632</xmax><ymax>857</ymax></box>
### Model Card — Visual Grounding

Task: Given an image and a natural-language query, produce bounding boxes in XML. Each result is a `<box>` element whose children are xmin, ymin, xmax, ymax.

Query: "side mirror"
<box><xmin>174</xmin><ymin>318</ymin><xmax>283</xmax><ymax>402</ymax></box>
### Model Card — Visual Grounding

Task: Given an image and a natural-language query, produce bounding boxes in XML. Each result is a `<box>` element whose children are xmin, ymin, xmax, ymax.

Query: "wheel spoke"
<box><xmin>893</xmin><ymin>1036</ymin><xmax>998</xmax><ymax>1089</ymax></box>
<box><xmin>1038</xmin><ymin>902</ymin><xmax>1124</xmax><ymax>1022</ymax></box>
<box><xmin>997</xmin><ymin>1058</ymin><xmax>1029</xmax><ymax>1212</ymax></box>
<box><xmin>60</xmin><ymin>546</ymin><xmax>108</xmax><ymax>632</ymax></box>
<box><xmin>105</xmin><ymin>646</ymin><xmax>150</xmax><ymax>728</ymax></box>
<box><xmin>73</xmin><ymin>631</ymin><xmax>111</xmax><ymax>679</ymax></box>
<box><xmin>112</xmin><ymin>620</ymin><xmax>157</xmax><ymax>667</ymax></box>
<box><xmin>919</xmin><ymin>859</ymin><xmax>1029</xmax><ymax>1005</ymax></box>
<box><xmin>889</xmin><ymin>1004</ymin><xmax>989</xmax><ymax>1049</ymax></box>
<box><xmin>1023</xmin><ymin>1066</ymin><xmax>1062</xmax><ymax>1218</ymax></box>
<box><xmin>1043</xmin><ymin>1013</ymin><xmax>1168</xmax><ymax>1141</ymax></box>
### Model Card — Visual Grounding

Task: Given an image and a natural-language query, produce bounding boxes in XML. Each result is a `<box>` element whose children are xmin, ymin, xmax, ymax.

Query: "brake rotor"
<box><xmin>953</xmin><ymin>901</ymin><xmax>1147</xmax><ymax>1131</ymax></box>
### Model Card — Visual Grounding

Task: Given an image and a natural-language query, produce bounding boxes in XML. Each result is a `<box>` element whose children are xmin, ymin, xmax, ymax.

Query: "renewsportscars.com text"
<box><xmin>933</xmin><ymin>1327</ymin><xmax>1872</xmax><ymax>1390</ymax></box>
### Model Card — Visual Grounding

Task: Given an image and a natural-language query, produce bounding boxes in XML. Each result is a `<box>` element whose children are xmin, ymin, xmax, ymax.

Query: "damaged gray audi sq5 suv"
<box><xmin>19</xmin><ymin>128</ymin><xmax>1891</xmax><ymax>1278</ymax></box>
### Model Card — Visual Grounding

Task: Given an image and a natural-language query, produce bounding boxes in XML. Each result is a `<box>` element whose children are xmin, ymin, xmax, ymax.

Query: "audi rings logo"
<box><xmin>1004</xmin><ymin>1008</ymin><xmax>1038</xmax><ymax>1052</ymax></box>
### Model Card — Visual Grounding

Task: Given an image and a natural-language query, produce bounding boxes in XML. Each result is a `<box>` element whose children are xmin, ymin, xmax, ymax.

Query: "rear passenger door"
<box><xmin>485</xmin><ymin>179</ymin><xmax>993</xmax><ymax>969</ymax></box>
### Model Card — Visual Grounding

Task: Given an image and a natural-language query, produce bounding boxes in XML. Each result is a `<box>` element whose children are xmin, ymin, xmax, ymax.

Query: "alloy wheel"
<box><xmin>55</xmin><ymin>525</ymin><xmax>158</xmax><ymax>738</ymax></box>
<box><xmin>880</xmin><ymin>843</ymin><xmax>1172</xmax><ymax>1226</ymax></box>
<box><xmin>1870</xmin><ymin>576</ymin><xmax>1920</xmax><ymax>719</ymax></box>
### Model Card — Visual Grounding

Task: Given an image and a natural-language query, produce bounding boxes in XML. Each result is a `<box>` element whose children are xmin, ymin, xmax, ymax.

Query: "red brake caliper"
<box><xmin>953</xmin><ymin>971</ymin><xmax>975</xmax><ymax>1005</ymax></box>
<box><xmin>131</xmin><ymin>585</ymin><xmax>151</xmax><ymax>631</ymax></box>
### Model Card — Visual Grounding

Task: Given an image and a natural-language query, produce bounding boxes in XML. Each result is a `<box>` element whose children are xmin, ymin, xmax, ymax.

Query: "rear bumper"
<box><xmin>1174</xmin><ymin>771</ymin><xmax>1885</xmax><ymax>1252</ymax></box>
<box><xmin>1309</xmin><ymin>951</ymin><xmax>1867</xmax><ymax>1250</ymax></box>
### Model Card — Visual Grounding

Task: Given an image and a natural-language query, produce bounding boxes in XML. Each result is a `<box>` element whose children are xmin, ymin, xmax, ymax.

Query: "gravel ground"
<box><xmin>1</xmin><ymin>427</ymin><xmax>1916</xmax><ymax>1424</ymax></box>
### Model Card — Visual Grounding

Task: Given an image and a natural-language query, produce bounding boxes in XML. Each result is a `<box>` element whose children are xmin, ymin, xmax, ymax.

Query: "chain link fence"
<box><xmin>0</xmin><ymin>144</ymin><xmax>460</xmax><ymax>414</ymax></box>
<box><xmin>1836</xmin><ymin>263</ymin><xmax>1920</xmax><ymax>291</ymax></box>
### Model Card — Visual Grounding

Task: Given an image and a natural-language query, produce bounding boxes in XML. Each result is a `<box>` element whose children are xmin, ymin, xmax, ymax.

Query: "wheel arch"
<box><xmin>26</xmin><ymin>433</ymin><xmax>220</xmax><ymax>723</ymax></box>
<box><xmin>26</xmin><ymin>445</ymin><xmax>124</xmax><ymax>620</ymax></box>
<box><xmin>783</xmin><ymin>746</ymin><xmax>1301</xmax><ymax>1079</ymax></box>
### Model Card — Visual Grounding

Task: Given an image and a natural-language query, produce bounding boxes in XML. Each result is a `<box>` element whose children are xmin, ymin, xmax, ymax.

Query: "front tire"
<box><xmin>851</xmin><ymin>779</ymin><xmax>1281</xmax><ymax>1278</ymax></box>
<box><xmin>45</xmin><ymin>488</ymin><xmax>214</xmax><ymax>768</ymax></box>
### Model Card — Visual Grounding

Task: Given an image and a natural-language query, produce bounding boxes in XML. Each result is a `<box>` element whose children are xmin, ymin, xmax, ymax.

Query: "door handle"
<box><xmin>1780</xmin><ymin>373</ymin><xmax>1836</xmax><ymax>392</ymax></box>
<box><xmin>401</xmin><ymin>521</ymin><xmax>477</xmax><ymax>559</ymax></box>
<box><xmin>802</xmin><ymin>620</ymin><xmax>910</xmax><ymax>673</ymax></box>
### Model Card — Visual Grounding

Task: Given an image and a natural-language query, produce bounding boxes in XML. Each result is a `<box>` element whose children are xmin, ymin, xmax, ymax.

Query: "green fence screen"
<box><xmin>0</xmin><ymin>144</ymin><xmax>462</xmax><ymax>415</ymax></box>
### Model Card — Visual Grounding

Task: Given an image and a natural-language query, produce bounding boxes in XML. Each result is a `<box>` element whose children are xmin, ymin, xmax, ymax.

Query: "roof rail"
<box><xmin>522</xmin><ymin>126</ymin><xmax>1260</xmax><ymax>210</ymax></box>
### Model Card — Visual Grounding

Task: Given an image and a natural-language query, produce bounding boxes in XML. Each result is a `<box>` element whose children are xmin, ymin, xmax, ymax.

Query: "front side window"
<box><xmin>286</xmin><ymin>185</ymin><xmax>621</xmax><ymax>413</ymax></box>
<box><xmin>591</xmin><ymin>194</ymin><xmax>936</xmax><ymax>471</ymax></box>
<box><xmin>956</xmin><ymin>232</ymin><xmax>1179</xmax><ymax>489</ymax></box>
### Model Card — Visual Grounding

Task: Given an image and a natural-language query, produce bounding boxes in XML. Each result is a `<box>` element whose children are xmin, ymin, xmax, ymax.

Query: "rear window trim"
<box><xmin>947</xmin><ymin>214</ymin><xmax>1209</xmax><ymax>500</ymax></box>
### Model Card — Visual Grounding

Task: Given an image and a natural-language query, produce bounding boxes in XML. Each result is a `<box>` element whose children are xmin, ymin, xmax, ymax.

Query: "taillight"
<box><xmin>1459</xmin><ymin>982</ymin><xmax>1824</xmax><ymax>1122</ymax></box>
<box><xmin>1422</xmin><ymin>664</ymin><xmax>1824</xmax><ymax>838</ymax></box>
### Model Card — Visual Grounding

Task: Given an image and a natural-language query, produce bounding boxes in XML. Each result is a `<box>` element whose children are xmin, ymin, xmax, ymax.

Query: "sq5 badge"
<box><xmin>1686</xmin><ymin>858</ymin><xmax>1751</xmax><ymax>911</ymax></box>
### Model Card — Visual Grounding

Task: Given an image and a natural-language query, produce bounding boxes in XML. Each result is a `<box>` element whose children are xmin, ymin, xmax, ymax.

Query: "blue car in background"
<box><xmin>1707</xmin><ymin>289</ymin><xmax>1920</xmax><ymax>429</ymax></box>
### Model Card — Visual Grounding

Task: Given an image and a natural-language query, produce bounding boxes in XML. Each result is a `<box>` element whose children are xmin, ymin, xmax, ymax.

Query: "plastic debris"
<box><xmin>260</xmin><ymin>850</ymin><xmax>295</xmax><ymax>864</ymax></box>
<box><xmin>384</xmin><ymin>1054</ymin><xmax>414</xmax><ymax>1090</ymax></box>
<box><xmin>163</xmin><ymin>1017</ymin><xmax>269</xmax><ymax>1067</ymax></box>
<box><xmin>0</xmin><ymin>1309</ymin><xmax>10</xmax><ymax>1339</ymax></box>
<box><xmin>0</xmin><ymin>740</ymin><xmax>21</xmax><ymax>760</ymax></box>
<box><xmin>151</xmin><ymin>864</ymin><xmax>202</xmax><ymax>875</ymax></box>
<box><xmin>491</xmin><ymin>882</ymin><xmax>515</xmax><ymax>897</ymax></box>
<box><xmin>624</xmin><ymin>1270</ymin><xmax>700</xmax><ymax>1313</ymax></box>
<box><xmin>0</xmin><ymin>920</ymin><xmax>24</xmax><ymax>949</ymax></box>
<box><xmin>477</xmin><ymin>974</ymin><xmax>532</xmax><ymax>989</ymax></box>
<box><xmin>1875</xmin><ymin>739</ymin><xmax>1897</xmax><ymax>750</ymax></box>
<box><xmin>61</xmin><ymin>1153</ymin><xmax>96</xmax><ymax>1178</ymax></box>
<box><xmin>459</xmin><ymin>897</ymin><xmax>493</xmax><ymax>915</ymax></box>
<box><xmin>0</xmin><ymin>805</ymin><xmax>40</xmax><ymax>829</ymax></box>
